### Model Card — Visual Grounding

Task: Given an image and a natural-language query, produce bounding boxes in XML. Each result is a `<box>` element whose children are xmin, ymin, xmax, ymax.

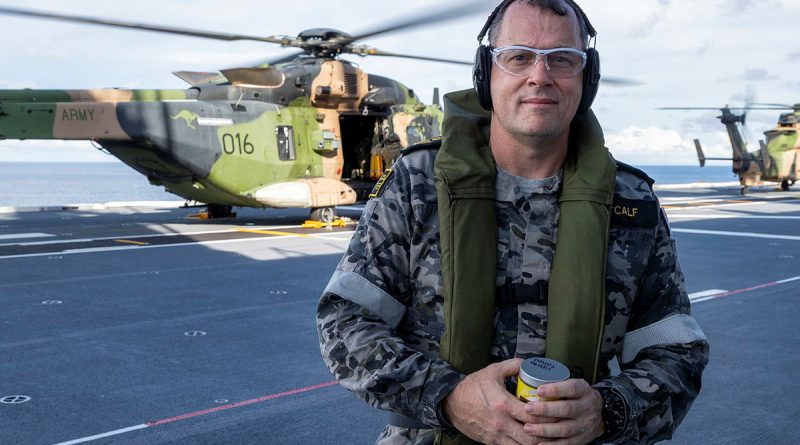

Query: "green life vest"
<box><xmin>434</xmin><ymin>89</ymin><xmax>616</xmax><ymax>445</ymax></box>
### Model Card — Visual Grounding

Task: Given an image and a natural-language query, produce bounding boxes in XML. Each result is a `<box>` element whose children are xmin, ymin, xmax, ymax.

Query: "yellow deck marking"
<box><xmin>113</xmin><ymin>239</ymin><xmax>149</xmax><ymax>246</ymax></box>
<box><xmin>301</xmin><ymin>219</ymin><xmax>347</xmax><ymax>229</ymax></box>
<box><xmin>235</xmin><ymin>228</ymin><xmax>314</xmax><ymax>238</ymax></box>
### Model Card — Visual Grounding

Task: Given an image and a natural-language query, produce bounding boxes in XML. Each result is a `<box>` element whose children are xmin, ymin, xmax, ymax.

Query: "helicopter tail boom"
<box><xmin>0</xmin><ymin>88</ymin><xmax>190</xmax><ymax>140</ymax></box>
<box><xmin>693</xmin><ymin>139</ymin><xmax>733</xmax><ymax>167</ymax></box>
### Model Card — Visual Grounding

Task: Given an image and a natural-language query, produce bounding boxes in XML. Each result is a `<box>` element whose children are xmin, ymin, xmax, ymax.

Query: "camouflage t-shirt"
<box><xmin>492</xmin><ymin>166</ymin><xmax>560</xmax><ymax>360</ymax></box>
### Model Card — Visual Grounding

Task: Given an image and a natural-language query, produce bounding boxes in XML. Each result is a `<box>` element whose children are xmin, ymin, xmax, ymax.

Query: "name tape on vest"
<box><xmin>610</xmin><ymin>196</ymin><xmax>658</xmax><ymax>228</ymax></box>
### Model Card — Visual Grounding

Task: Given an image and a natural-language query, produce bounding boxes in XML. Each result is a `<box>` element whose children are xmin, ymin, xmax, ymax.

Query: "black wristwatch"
<box><xmin>596</xmin><ymin>387</ymin><xmax>629</xmax><ymax>442</ymax></box>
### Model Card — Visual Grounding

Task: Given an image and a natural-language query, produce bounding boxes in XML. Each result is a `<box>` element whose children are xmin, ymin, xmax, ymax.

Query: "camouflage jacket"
<box><xmin>317</xmin><ymin>145</ymin><xmax>709</xmax><ymax>445</ymax></box>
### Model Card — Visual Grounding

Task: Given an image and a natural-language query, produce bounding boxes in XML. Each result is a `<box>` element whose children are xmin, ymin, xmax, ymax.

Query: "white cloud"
<box><xmin>787</xmin><ymin>51</ymin><xmax>800</xmax><ymax>62</ymax></box>
<box><xmin>606</xmin><ymin>126</ymin><xmax>731</xmax><ymax>166</ymax></box>
<box><xmin>629</xmin><ymin>0</ymin><xmax>672</xmax><ymax>37</ymax></box>
<box><xmin>718</xmin><ymin>0</ymin><xmax>780</xmax><ymax>15</ymax></box>
<box><xmin>718</xmin><ymin>68</ymin><xmax>780</xmax><ymax>82</ymax></box>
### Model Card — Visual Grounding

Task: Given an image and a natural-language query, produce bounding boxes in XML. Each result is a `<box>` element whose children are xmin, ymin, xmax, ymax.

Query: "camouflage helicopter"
<box><xmin>661</xmin><ymin>104</ymin><xmax>800</xmax><ymax>195</ymax></box>
<box><xmin>0</xmin><ymin>3</ymin><xmax>634</xmax><ymax>220</ymax></box>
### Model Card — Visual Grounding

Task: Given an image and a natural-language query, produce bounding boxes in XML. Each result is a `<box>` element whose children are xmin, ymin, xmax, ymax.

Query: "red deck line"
<box><xmin>146</xmin><ymin>380</ymin><xmax>338</xmax><ymax>427</ymax></box>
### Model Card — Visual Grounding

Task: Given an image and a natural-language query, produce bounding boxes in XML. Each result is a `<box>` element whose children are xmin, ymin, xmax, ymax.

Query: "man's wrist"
<box><xmin>428</xmin><ymin>368</ymin><xmax>466</xmax><ymax>430</ymax></box>
<box><xmin>437</xmin><ymin>393</ymin><xmax>457</xmax><ymax>430</ymax></box>
<box><xmin>595</xmin><ymin>386</ymin><xmax>630</xmax><ymax>443</ymax></box>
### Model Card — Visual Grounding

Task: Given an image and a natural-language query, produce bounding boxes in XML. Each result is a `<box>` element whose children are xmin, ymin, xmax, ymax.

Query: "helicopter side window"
<box><xmin>276</xmin><ymin>126</ymin><xmax>296</xmax><ymax>161</ymax></box>
<box><xmin>406</xmin><ymin>124</ymin><xmax>426</xmax><ymax>146</ymax></box>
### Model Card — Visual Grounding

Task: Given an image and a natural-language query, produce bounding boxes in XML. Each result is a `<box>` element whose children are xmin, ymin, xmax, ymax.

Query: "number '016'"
<box><xmin>222</xmin><ymin>133</ymin><xmax>254</xmax><ymax>155</ymax></box>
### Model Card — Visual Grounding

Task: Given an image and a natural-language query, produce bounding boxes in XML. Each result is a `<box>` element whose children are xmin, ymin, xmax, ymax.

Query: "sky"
<box><xmin>0</xmin><ymin>0</ymin><xmax>798</xmax><ymax>165</ymax></box>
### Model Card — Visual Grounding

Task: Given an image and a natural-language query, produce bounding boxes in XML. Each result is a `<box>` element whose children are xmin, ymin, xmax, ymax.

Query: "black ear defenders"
<box><xmin>473</xmin><ymin>0</ymin><xmax>601</xmax><ymax>114</ymax></box>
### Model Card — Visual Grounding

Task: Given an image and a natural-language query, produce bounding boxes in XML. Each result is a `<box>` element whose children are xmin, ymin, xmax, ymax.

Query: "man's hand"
<box><xmin>442</xmin><ymin>358</ymin><xmax>559</xmax><ymax>445</ymax></box>
<box><xmin>522</xmin><ymin>379</ymin><xmax>604</xmax><ymax>444</ymax></box>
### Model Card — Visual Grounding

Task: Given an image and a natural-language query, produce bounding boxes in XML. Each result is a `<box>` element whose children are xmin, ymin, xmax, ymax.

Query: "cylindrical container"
<box><xmin>515</xmin><ymin>357</ymin><xmax>570</xmax><ymax>402</ymax></box>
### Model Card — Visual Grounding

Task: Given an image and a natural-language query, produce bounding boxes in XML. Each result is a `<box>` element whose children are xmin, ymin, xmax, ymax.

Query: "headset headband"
<box><xmin>476</xmin><ymin>0</ymin><xmax>596</xmax><ymax>43</ymax></box>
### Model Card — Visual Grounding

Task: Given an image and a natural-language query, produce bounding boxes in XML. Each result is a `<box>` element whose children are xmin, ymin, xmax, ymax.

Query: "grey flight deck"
<box><xmin>0</xmin><ymin>185</ymin><xmax>798</xmax><ymax>444</ymax></box>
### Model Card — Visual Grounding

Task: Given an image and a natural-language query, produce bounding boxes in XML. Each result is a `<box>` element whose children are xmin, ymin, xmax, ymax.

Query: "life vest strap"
<box><xmin>495</xmin><ymin>281</ymin><xmax>548</xmax><ymax>305</ymax></box>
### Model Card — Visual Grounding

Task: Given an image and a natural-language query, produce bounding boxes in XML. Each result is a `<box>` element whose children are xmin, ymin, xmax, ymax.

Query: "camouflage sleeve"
<box><xmin>595</xmin><ymin>207</ymin><xmax>710</xmax><ymax>444</ymax></box>
<box><xmin>316</xmin><ymin>157</ymin><xmax>463</xmax><ymax>429</ymax></box>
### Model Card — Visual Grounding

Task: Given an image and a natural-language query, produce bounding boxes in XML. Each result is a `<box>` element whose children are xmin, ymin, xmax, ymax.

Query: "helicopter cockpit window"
<box><xmin>276</xmin><ymin>126</ymin><xmax>296</xmax><ymax>161</ymax></box>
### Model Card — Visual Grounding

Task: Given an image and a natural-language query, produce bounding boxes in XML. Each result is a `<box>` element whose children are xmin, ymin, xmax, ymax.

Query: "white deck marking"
<box><xmin>0</xmin><ymin>230</ymin><xmax>355</xmax><ymax>260</ymax></box>
<box><xmin>672</xmin><ymin>228</ymin><xmax>800</xmax><ymax>241</ymax></box>
<box><xmin>50</xmin><ymin>380</ymin><xmax>339</xmax><ymax>445</ymax></box>
<box><xmin>689</xmin><ymin>275</ymin><xmax>800</xmax><ymax>304</ymax></box>
<box><xmin>777</xmin><ymin>276</ymin><xmax>800</xmax><ymax>284</ymax></box>
<box><xmin>667</xmin><ymin>214</ymin><xmax>800</xmax><ymax>220</ymax></box>
<box><xmin>659</xmin><ymin>195</ymin><xmax>731</xmax><ymax>202</ymax></box>
<box><xmin>688</xmin><ymin>289</ymin><xmax>728</xmax><ymax>301</ymax></box>
<box><xmin>664</xmin><ymin>201</ymin><xmax>767</xmax><ymax>210</ymax></box>
<box><xmin>0</xmin><ymin>224</ymin><xmax>307</xmax><ymax>247</ymax></box>
<box><xmin>53</xmin><ymin>424</ymin><xmax>148</xmax><ymax>445</ymax></box>
<box><xmin>0</xmin><ymin>232</ymin><xmax>54</xmax><ymax>241</ymax></box>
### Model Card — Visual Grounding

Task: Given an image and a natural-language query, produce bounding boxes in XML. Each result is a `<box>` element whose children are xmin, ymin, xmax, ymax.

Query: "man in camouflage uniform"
<box><xmin>317</xmin><ymin>0</ymin><xmax>708</xmax><ymax>444</ymax></box>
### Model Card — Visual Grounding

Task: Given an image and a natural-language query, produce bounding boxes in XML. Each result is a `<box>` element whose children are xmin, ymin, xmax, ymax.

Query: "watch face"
<box><xmin>609</xmin><ymin>397</ymin><xmax>625</xmax><ymax>424</ymax></box>
<box><xmin>601</xmin><ymin>389</ymin><xmax>627</xmax><ymax>437</ymax></box>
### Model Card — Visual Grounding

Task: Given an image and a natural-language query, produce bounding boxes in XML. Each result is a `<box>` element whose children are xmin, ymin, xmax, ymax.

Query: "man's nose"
<box><xmin>527</xmin><ymin>55</ymin><xmax>553</xmax><ymax>84</ymax></box>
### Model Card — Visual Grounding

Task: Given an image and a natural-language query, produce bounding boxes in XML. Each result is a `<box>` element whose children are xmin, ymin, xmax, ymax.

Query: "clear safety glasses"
<box><xmin>491</xmin><ymin>46</ymin><xmax>587</xmax><ymax>78</ymax></box>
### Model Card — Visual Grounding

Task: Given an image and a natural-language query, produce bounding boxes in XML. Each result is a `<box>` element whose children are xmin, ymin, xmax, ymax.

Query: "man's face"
<box><xmin>490</xmin><ymin>2</ymin><xmax>584</xmax><ymax>144</ymax></box>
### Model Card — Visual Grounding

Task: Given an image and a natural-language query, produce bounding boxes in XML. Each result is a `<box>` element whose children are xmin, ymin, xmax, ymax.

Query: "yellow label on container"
<box><xmin>516</xmin><ymin>375</ymin><xmax>561</xmax><ymax>402</ymax></box>
<box><xmin>516</xmin><ymin>376</ymin><xmax>538</xmax><ymax>401</ymax></box>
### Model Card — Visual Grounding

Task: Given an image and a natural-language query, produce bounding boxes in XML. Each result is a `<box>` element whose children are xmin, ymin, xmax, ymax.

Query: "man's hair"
<box><xmin>487</xmin><ymin>0</ymin><xmax>590</xmax><ymax>49</ymax></box>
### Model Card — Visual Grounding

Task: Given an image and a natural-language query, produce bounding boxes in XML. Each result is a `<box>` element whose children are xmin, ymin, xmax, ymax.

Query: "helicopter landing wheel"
<box><xmin>781</xmin><ymin>179</ymin><xmax>791</xmax><ymax>191</ymax></box>
<box><xmin>310</xmin><ymin>206</ymin><xmax>336</xmax><ymax>223</ymax></box>
<box><xmin>207</xmin><ymin>204</ymin><xmax>236</xmax><ymax>219</ymax></box>
<box><xmin>740</xmin><ymin>186</ymin><xmax>749</xmax><ymax>195</ymax></box>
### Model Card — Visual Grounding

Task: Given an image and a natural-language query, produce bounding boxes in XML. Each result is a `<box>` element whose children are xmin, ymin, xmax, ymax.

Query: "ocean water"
<box><xmin>637</xmin><ymin>164</ymin><xmax>737</xmax><ymax>186</ymax></box>
<box><xmin>0</xmin><ymin>162</ymin><xmax>179</xmax><ymax>208</ymax></box>
<box><xmin>0</xmin><ymin>162</ymin><xmax>736</xmax><ymax>208</ymax></box>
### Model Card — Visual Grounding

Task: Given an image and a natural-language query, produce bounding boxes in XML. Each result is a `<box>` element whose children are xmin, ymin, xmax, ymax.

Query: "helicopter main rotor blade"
<box><xmin>0</xmin><ymin>6</ymin><xmax>289</xmax><ymax>44</ymax></box>
<box><xmin>345</xmin><ymin>1</ymin><xmax>488</xmax><ymax>43</ymax></box>
<box><xmin>749</xmin><ymin>103</ymin><xmax>795</xmax><ymax>109</ymax></box>
<box><xmin>357</xmin><ymin>49</ymin><xmax>472</xmax><ymax>66</ymax></box>
<box><xmin>600</xmin><ymin>76</ymin><xmax>642</xmax><ymax>87</ymax></box>
<box><xmin>246</xmin><ymin>51</ymin><xmax>308</xmax><ymax>67</ymax></box>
